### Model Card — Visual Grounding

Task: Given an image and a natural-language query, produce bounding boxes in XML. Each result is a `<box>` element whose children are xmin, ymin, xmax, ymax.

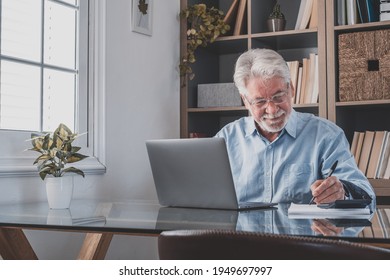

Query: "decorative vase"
<box><xmin>45</xmin><ymin>176</ymin><xmax>74</xmax><ymax>209</ymax></box>
<box><xmin>267</xmin><ymin>18</ymin><xmax>286</xmax><ymax>32</ymax></box>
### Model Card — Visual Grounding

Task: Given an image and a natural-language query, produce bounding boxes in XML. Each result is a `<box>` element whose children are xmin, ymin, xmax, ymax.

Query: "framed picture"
<box><xmin>132</xmin><ymin>0</ymin><xmax>153</xmax><ymax>36</ymax></box>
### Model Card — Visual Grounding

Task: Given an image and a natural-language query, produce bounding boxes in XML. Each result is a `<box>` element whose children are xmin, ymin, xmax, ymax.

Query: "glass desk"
<box><xmin>0</xmin><ymin>200</ymin><xmax>389</xmax><ymax>259</ymax></box>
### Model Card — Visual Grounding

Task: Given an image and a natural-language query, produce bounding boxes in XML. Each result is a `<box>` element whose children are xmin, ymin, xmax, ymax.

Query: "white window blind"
<box><xmin>0</xmin><ymin>0</ymin><xmax>80</xmax><ymax>132</ymax></box>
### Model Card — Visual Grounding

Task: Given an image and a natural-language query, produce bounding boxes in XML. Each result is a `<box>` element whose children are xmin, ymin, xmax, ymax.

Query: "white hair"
<box><xmin>233</xmin><ymin>48</ymin><xmax>291</xmax><ymax>96</ymax></box>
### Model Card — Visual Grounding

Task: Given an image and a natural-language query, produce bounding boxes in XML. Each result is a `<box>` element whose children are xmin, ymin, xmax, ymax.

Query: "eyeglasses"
<box><xmin>244</xmin><ymin>91</ymin><xmax>289</xmax><ymax>109</ymax></box>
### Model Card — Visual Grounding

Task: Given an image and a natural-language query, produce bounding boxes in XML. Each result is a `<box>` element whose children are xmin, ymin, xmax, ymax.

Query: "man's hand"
<box><xmin>311</xmin><ymin>219</ymin><xmax>344</xmax><ymax>236</ymax></box>
<box><xmin>310</xmin><ymin>176</ymin><xmax>345</xmax><ymax>204</ymax></box>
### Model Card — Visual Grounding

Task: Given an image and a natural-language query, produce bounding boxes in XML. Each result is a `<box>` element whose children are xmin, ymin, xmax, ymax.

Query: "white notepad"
<box><xmin>288</xmin><ymin>203</ymin><xmax>371</xmax><ymax>219</ymax></box>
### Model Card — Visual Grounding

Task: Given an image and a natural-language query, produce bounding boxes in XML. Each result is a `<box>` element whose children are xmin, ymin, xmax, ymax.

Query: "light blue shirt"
<box><xmin>215</xmin><ymin>110</ymin><xmax>375</xmax><ymax>204</ymax></box>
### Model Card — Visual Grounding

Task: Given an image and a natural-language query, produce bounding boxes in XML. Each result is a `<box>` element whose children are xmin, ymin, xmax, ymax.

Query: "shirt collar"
<box><xmin>244</xmin><ymin>109</ymin><xmax>298</xmax><ymax>139</ymax></box>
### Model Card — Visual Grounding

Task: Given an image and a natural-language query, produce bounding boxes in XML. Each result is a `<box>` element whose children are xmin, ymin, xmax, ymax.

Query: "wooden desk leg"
<box><xmin>77</xmin><ymin>232</ymin><xmax>113</xmax><ymax>260</ymax></box>
<box><xmin>0</xmin><ymin>228</ymin><xmax>38</xmax><ymax>260</ymax></box>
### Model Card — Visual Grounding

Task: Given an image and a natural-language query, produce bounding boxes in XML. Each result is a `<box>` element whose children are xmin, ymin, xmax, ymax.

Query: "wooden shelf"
<box><xmin>336</xmin><ymin>100</ymin><xmax>390</xmax><ymax>107</ymax></box>
<box><xmin>335</xmin><ymin>21</ymin><xmax>390</xmax><ymax>31</ymax></box>
<box><xmin>251</xmin><ymin>28</ymin><xmax>318</xmax><ymax>38</ymax></box>
<box><xmin>369</xmin><ymin>179</ymin><xmax>390</xmax><ymax>197</ymax></box>
<box><xmin>188</xmin><ymin>106</ymin><xmax>247</xmax><ymax>113</ymax></box>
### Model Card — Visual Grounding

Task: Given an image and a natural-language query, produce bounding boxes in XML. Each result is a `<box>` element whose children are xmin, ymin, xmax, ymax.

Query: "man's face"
<box><xmin>242</xmin><ymin>76</ymin><xmax>294</xmax><ymax>135</ymax></box>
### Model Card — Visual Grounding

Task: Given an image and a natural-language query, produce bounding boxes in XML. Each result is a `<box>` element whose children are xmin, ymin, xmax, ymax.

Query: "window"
<box><xmin>0</xmin><ymin>0</ymin><xmax>106</xmax><ymax>176</ymax></box>
<box><xmin>0</xmin><ymin>0</ymin><xmax>83</xmax><ymax>132</ymax></box>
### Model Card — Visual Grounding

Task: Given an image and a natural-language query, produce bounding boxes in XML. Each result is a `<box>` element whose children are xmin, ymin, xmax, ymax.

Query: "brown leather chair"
<box><xmin>158</xmin><ymin>229</ymin><xmax>390</xmax><ymax>260</ymax></box>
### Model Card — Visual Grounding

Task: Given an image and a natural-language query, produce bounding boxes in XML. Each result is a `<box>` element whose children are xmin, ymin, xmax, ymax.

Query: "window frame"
<box><xmin>0</xmin><ymin>0</ymin><xmax>106</xmax><ymax>177</ymax></box>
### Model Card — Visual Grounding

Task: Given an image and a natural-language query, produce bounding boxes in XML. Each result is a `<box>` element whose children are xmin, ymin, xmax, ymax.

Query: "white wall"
<box><xmin>0</xmin><ymin>0</ymin><xmax>180</xmax><ymax>259</ymax></box>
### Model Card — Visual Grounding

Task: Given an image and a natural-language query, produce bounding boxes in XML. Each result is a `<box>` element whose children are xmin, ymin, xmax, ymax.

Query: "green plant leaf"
<box><xmin>67</xmin><ymin>153</ymin><xmax>88</xmax><ymax>163</ymax></box>
<box><xmin>39</xmin><ymin>171</ymin><xmax>48</xmax><ymax>180</ymax></box>
<box><xmin>27</xmin><ymin>123</ymin><xmax>88</xmax><ymax>179</ymax></box>
<box><xmin>72</xmin><ymin>146</ymin><xmax>82</xmax><ymax>153</ymax></box>
<box><xmin>62</xmin><ymin>167</ymin><xmax>85</xmax><ymax>177</ymax></box>
<box><xmin>179</xmin><ymin>4</ymin><xmax>229</xmax><ymax>81</ymax></box>
<box><xmin>33</xmin><ymin>154</ymin><xmax>52</xmax><ymax>165</ymax></box>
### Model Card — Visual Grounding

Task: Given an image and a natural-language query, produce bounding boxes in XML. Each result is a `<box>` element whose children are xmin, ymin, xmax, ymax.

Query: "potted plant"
<box><xmin>28</xmin><ymin>123</ymin><xmax>88</xmax><ymax>209</ymax></box>
<box><xmin>179</xmin><ymin>4</ymin><xmax>230</xmax><ymax>83</ymax></box>
<box><xmin>267</xmin><ymin>2</ymin><xmax>286</xmax><ymax>32</ymax></box>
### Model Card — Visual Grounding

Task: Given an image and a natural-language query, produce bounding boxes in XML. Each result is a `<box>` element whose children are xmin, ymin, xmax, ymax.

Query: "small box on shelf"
<box><xmin>197</xmin><ymin>83</ymin><xmax>242</xmax><ymax>108</ymax></box>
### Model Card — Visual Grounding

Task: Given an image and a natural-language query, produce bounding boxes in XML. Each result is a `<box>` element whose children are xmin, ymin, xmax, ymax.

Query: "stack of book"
<box><xmin>337</xmin><ymin>0</ymin><xmax>380</xmax><ymax>25</ymax></box>
<box><xmin>380</xmin><ymin>0</ymin><xmax>390</xmax><ymax>21</ymax></box>
<box><xmin>295</xmin><ymin>0</ymin><xmax>318</xmax><ymax>30</ymax></box>
<box><xmin>351</xmin><ymin>131</ymin><xmax>390</xmax><ymax>179</ymax></box>
<box><xmin>287</xmin><ymin>53</ymin><xmax>319</xmax><ymax>105</ymax></box>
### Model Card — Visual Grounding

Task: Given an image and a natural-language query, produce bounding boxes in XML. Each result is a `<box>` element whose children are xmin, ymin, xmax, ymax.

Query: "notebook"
<box><xmin>146</xmin><ymin>138</ymin><xmax>277</xmax><ymax>210</ymax></box>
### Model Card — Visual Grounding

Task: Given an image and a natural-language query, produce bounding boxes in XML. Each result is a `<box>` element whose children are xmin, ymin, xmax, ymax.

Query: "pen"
<box><xmin>309</xmin><ymin>160</ymin><xmax>339</xmax><ymax>205</ymax></box>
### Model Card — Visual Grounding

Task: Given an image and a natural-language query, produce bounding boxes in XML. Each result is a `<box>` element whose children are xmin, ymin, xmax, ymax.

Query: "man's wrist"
<box><xmin>341</xmin><ymin>182</ymin><xmax>351</xmax><ymax>200</ymax></box>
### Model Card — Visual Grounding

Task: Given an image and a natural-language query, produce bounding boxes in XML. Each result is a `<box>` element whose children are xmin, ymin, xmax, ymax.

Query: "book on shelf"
<box><xmin>368</xmin><ymin>209</ymin><xmax>386</xmax><ymax>238</ymax></box>
<box><xmin>224</xmin><ymin>0</ymin><xmax>239</xmax><ymax>27</ymax></box>
<box><xmin>288</xmin><ymin>54</ymin><xmax>318</xmax><ymax>105</ymax></box>
<box><xmin>351</xmin><ymin>130</ymin><xmax>390</xmax><ymax>179</ymax></box>
<box><xmin>299</xmin><ymin>58</ymin><xmax>309</xmax><ymax>104</ymax></box>
<box><xmin>380</xmin><ymin>12</ymin><xmax>390</xmax><ymax>21</ymax></box>
<box><xmin>303</xmin><ymin>53</ymin><xmax>316</xmax><ymax>104</ymax></box>
<box><xmin>350</xmin><ymin>131</ymin><xmax>360</xmax><ymax>157</ymax></box>
<box><xmin>380</xmin><ymin>1</ymin><xmax>390</xmax><ymax>21</ymax></box>
<box><xmin>366</xmin><ymin>131</ymin><xmax>387</xmax><ymax>178</ymax></box>
<box><xmin>295</xmin><ymin>0</ymin><xmax>307</xmax><ymax>30</ymax></box>
<box><xmin>311</xmin><ymin>53</ymin><xmax>319</xmax><ymax>103</ymax></box>
<box><xmin>377</xmin><ymin>208</ymin><xmax>390</xmax><ymax>237</ymax></box>
<box><xmin>295</xmin><ymin>0</ymin><xmax>314</xmax><ymax>30</ymax></box>
<box><xmin>357</xmin><ymin>130</ymin><xmax>375</xmax><ymax>175</ymax></box>
<box><xmin>287</xmin><ymin>60</ymin><xmax>300</xmax><ymax>103</ymax></box>
<box><xmin>295</xmin><ymin>66</ymin><xmax>303</xmax><ymax>105</ymax></box>
<box><xmin>357</xmin><ymin>0</ymin><xmax>370</xmax><ymax>23</ymax></box>
<box><xmin>354</xmin><ymin>132</ymin><xmax>366</xmax><ymax>165</ymax></box>
<box><xmin>357</xmin><ymin>0</ymin><xmax>380</xmax><ymax>23</ymax></box>
<box><xmin>377</xmin><ymin>132</ymin><xmax>390</xmax><ymax>178</ymax></box>
<box><xmin>346</xmin><ymin>0</ymin><xmax>358</xmax><ymax>25</ymax></box>
<box><xmin>337</xmin><ymin>0</ymin><xmax>347</xmax><ymax>25</ymax></box>
<box><xmin>308</xmin><ymin>0</ymin><xmax>318</xmax><ymax>28</ymax></box>
<box><xmin>366</xmin><ymin>0</ymin><xmax>380</xmax><ymax>22</ymax></box>
<box><xmin>233</xmin><ymin>0</ymin><xmax>247</xmax><ymax>35</ymax></box>
<box><xmin>384</xmin><ymin>143</ymin><xmax>390</xmax><ymax>179</ymax></box>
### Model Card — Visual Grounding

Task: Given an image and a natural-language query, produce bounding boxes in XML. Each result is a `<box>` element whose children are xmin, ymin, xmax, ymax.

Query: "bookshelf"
<box><xmin>326</xmin><ymin>0</ymin><xmax>390</xmax><ymax>196</ymax></box>
<box><xmin>180</xmin><ymin>0</ymin><xmax>390</xmax><ymax>196</ymax></box>
<box><xmin>180</xmin><ymin>0</ymin><xmax>327</xmax><ymax>138</ymax></box>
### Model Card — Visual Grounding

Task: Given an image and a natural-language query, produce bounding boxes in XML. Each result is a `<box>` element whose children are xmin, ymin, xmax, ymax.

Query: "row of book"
<box><xmin>295</xmin><ymin>0</ymin><xmax>318</xmax><ymax>30</ymax></box>
<box><xmin>337</xmin><ymin>0</ymin><xmax>381</xmax><ymax>25</ymax></box>
<box><xmin>359</xmin><ymin>208</ymin><xmax>390</xmax><ymax>238</ymax></box>
<box><xmin>287</xmin><ymin>53</ymin><xmax>319</xmax><ymax>105</ymax></box>
<box><xmin>381</xmin><ymin>0</ymin><xmax>390</xmax><ymax>21</ymax></box>
<box><xmin>351</xmin><ymin>130</ymin><xmax>390</xmax><ymax>179</ymax></box>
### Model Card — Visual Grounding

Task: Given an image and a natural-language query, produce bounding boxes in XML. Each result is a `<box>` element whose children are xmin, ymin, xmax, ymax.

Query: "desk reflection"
<box><xmin>0</xmin><ymin>200</ymin><xmax>384</xmax><ymax>241</ymax></box>
<box><xmin>155</xmin><ymin>203</ymin><xmax>374</xmax><ymax>238</ymax></box>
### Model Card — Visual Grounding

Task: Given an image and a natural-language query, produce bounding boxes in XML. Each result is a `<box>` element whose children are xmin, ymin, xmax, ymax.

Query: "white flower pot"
<box><xmin>45</xmin><ymin>176</ymin><xmax>74</xmax><ymax>209</ymax></box>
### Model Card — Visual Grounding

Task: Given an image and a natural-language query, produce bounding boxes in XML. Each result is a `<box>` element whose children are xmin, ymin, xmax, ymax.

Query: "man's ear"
<box><xmin>241</xmin><ymin>94</ymin><xmax>250</xmax><ymax>110</ymax></box>
<box><xmin>289</xmin><ymin>81</ymin><xmax>295</xmax><ymax>100</ymax></box>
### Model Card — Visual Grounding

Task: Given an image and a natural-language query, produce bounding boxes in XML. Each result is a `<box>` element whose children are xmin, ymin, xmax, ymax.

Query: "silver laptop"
<box><xmin>146</xmin><ymin>138</ymin><xmax>277</xmax><ymax>210</ymax></box>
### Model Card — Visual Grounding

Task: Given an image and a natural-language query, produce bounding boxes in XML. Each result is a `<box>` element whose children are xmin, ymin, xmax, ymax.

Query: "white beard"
<box><xmin>257</xmin><ymin>109</ymin><xmax>288</xmax><ymax>133</ymax></box>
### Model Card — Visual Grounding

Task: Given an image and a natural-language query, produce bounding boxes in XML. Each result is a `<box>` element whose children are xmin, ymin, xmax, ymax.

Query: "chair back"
<box><xmin>158</xmin><ymin>229</ymin><xmax>390</xmax><ymax>260</ymax></box>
